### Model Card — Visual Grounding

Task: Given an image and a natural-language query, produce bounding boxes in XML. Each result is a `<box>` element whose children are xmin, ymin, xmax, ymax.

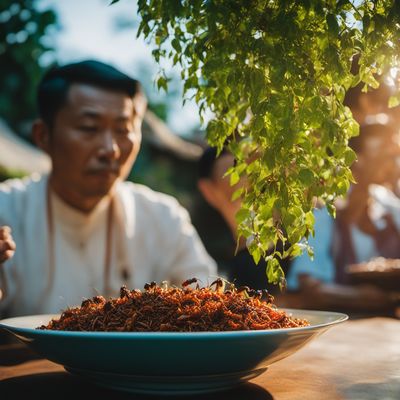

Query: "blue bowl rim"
<box><xmin>0</xmin><ymin>309</ymin><xmax>348</xmax><ymax>340</ymax></box>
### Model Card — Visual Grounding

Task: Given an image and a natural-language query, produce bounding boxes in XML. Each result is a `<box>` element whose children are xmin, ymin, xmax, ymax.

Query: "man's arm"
<box><xmin>0</xmin><ymin>226</ymin><xmax>15</xmax><ymax>264</ymax></box>
<box><xmin>296</xmin><ymin>274</ymin><xmax>399</xmax><ymax>312</ymax></box>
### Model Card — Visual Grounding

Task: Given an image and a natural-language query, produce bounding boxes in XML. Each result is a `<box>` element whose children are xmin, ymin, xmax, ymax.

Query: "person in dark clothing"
<box><xmin>191</xmin><ymin>147</ymin><xmax>290</xmax><ymax>293</ymax></box>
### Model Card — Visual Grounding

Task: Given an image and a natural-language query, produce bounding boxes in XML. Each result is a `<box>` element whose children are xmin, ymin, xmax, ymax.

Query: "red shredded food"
<box><xmin>38</xmin><ymin>279</ymin><xmax>309</xmax><ymax>332</ymax></box>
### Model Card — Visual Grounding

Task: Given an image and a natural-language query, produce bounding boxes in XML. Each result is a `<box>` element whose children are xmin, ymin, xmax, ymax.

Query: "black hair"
<box><xmin>37</xmin><ymin>60</ymin><xmax>142</xmax><ymax>127</ymax></box>
<box><xmin>198</xmin><ymin>147</ymin><xmax>232</xmax><ymax>179</ymax></box>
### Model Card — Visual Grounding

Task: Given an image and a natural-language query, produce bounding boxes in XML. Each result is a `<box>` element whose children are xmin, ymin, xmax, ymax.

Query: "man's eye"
<box><xmin>80</xmin><ymin>126</ymin><xmax>98</xmax><ymax>133</ymax></box>
<box><xmin>116</xmin><ymin>128</ymin><xmax>130</xmax><ymax>135</ymax></box>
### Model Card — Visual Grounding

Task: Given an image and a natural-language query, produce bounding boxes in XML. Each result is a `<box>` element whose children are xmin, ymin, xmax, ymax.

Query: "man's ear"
<box><xmin>198</xmin><ymin>179</ymin><xmax>222</xmax><ymax>210</ymax></box>
<box><xmin>32</xmin><ymin>119</ymin><xmax>51</xmax><ymax>154</ymax></box>
<box><xmin>134</xmin><ymin>92</ymin><xmax>148</xmax><ymax>121</ymax></box>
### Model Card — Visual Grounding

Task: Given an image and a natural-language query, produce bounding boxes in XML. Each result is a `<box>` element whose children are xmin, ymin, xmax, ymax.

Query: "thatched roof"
<box><xmin>142</xmin><ymin>110</ymin><xmax>203</xmax><ymax>161</ymax></box>
<box><xmin>0</xmin><ymin>119</ymin><xmax>51</xmax><ymax>174</ymax></box>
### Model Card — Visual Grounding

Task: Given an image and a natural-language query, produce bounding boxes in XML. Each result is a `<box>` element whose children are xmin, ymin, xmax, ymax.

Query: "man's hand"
<box><xmin>0</xmin><ymin>226</ymin><xmax>16</xmax><ymax>263</ymax></box>
<box><xmin>297</xmin><ymin>273</ymin><xmax>397</xmax><ymax>312</ymax></box>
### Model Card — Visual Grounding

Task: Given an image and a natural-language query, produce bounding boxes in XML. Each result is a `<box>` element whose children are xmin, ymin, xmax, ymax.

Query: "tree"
<box><xmin>114</xmin><ymin>0</ymin><xmax>400</xmax><ymax>285</ymax></box>
<box><xmin>0</xmin><ymin>0</ymin><xmax>58</xmax><ymax>138</ymax></box>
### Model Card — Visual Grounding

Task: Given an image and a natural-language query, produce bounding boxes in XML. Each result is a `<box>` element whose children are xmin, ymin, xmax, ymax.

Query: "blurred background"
<box><xmin>0</xmin><ymin>0</ymin><xmax>208</xmax><ymax>209</ymax></box>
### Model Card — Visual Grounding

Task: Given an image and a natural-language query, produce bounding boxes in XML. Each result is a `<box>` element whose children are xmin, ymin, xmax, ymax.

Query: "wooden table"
<box><xmin>1</xmin><ymin>317</ymin><xmax>399</xmax><ymax>400</ymax></box>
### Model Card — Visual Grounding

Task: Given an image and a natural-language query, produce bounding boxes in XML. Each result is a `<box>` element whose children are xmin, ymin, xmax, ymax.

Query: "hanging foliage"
<box><xmin>113</xmin><ymin>0</ymin><xmax>400</xmax><ymax>286</ymax></box>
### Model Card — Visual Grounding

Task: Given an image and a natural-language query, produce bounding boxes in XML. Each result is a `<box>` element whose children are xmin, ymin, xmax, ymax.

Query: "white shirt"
<box><xmin>0</xmin><ymin>174</ymin><xmax>217</xmax><ymax>316</ymax></box>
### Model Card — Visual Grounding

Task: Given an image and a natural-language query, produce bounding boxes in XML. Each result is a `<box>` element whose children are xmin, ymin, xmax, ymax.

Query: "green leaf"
<box><xmin>157</xmin><ymin>76</ymin><xmax>168</xmax><ymax>92</ymax></box>
<box><xmin>305</xmin><ymin>211</ymin><xmax>315</xmax><ymax>229</ymax></box>
<box><xmin>389</xmin><ymin>93</ymin><xmax>400</xmax><ymax>108</ymax></box>
<box><xmin>307</xmin><ymin>245</ymin><xmax>314</xmax><ymax>260</ymax></box>
<box><xmin>230</xmin><ymin>171</ymin><xmax>240</xmax><ymax>185</ymax></box>
<box><xmin>326</xmin><ymin>14</ymin><xmax>339</xmax><ymax>37</ymax></box>
<box><xmin>235</xmin><ymin>208</ymin><xmax>251</xmax><ymax>225</ymax></box>
<box><xmin>251</xmin><ymin>247</ymin><xmax>261</xmax><ymax>265</ymax></box>
<box><xmin>362</xmin><ymin>15</ymin><xmax>370</xmax><ymax>33</ymax></box>
<box><xmin>343</xmin><ymin>148</ymin><xmax>357</xmax><ymax>166</ymax></box>
<box><xmin>326</xmin><ymin>202</ymin><xmax>336</xmax><ymax>218</ymax></box>
<box><xmin>266</xmin><ymin>258</ymin><xmax>284</xmax><ymax>285</ymax></box>
<box><xmin>253</xmin><ymin>116</ymin><xmax>264</xmax><ymax>131</ymax></box>
<box><xmin>298</xmin><ymin>169</ymin><xmax>314</xmax><ymax>185</ymax></box>
<box><xmin>232</xmin><ymin>187</ymin><xmax>244</xmax><ymax>201</ymax></box>
<box><xmin>171</xmin><ymin>38</ymin><xmax>182</xmax><ymax>52</ymax></box>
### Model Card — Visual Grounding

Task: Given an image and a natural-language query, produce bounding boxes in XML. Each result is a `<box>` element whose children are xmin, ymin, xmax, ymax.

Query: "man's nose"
<box><xmin>98</xmin><ymin>130</ymin><xmax>120</xmax><ymax>160</ymax></box>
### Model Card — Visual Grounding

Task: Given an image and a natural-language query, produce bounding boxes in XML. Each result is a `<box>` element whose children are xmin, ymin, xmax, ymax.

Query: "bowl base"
<box><xmin>65</xmin><ymin>366</ymin><xmax>268</xmax><ymax>395</ymax></box>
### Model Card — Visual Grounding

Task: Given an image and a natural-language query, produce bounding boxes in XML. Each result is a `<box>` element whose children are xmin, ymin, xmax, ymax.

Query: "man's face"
<box><xmin>46</xmin><ymin>83</ymin><xmax>144</xmax><ymax>210</ymax></box>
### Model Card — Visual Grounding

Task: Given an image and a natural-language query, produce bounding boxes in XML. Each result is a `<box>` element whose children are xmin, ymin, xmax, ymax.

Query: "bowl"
<box><xmin>0</xmin><ymin>309</ymin><xmax>348</xmax><ymax>395</ymax></box>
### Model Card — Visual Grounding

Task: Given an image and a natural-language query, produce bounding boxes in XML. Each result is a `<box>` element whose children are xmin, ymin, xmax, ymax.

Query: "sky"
<box><xmin>37</xmin><ymin>0</ymin><xmax>202</xmax><ymax>136</ymax></box>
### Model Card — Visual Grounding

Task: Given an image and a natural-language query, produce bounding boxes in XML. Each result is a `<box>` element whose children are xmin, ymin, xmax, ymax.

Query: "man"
<box><xmin>286</xmin><ymin>123</ymin><xmax>400</xmax><ymax>313</ymax></box>
<box><xmin>0</xmin><ymin>60</ymin><xmax>216</xmax><ymax>317</ymax></box>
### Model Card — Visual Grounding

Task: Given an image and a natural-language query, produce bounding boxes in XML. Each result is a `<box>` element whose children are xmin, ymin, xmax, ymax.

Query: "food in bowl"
<box><xmin>38</xmin><ymin>278</ymin><xmax>309</xmax><ymax>332</ymax></box>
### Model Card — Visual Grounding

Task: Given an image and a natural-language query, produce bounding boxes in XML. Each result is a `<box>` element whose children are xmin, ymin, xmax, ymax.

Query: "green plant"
<box><xmin>0</xmin><ymin>0</ymin><xmax>58</xmax><ymax>136</ymax></box>
<box><xmin>113</xmin><ymin>0</ymin><xmax>400</xmax><ymax>285</ymax></box>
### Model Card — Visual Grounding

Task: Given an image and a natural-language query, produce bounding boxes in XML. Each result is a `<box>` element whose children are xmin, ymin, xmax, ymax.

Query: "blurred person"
<box><xmin>0</xmin><ymin>60</ymin><xmax>216</xmax><ymax>317</ymax></box>
<box><xmin>0</xmin><ymin>227</ymin><xmax>15</xmax><ymax>264</ymax></box>
<box><xmin>192</xmin><ymin>146</ymin><xmax>290</xmax><ymax>292</ymax></box>
<box><xmin>344</xmin><ymin>79</ymin><xmax>395</xmax><ymax>126</ymax></box>
<box><xmin>287</xmin><ymin>123</ymin><xmax>400</xmax><ymax>314</ymax></box>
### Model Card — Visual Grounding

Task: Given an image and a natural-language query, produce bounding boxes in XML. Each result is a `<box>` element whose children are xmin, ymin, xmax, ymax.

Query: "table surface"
<box><xmin>1</xmin><ymin>317</ymin><xmax>399</xmax><ymax>400</ymax></box>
